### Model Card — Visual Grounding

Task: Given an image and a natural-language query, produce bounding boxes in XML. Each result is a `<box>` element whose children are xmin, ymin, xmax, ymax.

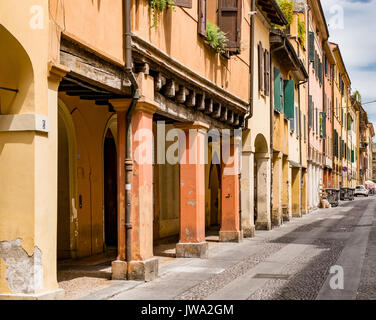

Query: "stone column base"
<box><xmin>292</xmin><ymin>212</ymin><xmax>302</xmax><ymax>218</ymax></box>
<box><xmin>219</xmin><ymin>230</ymin><xmax>243</xmax><ymax>243</ymax></box>
<box><xmin>128</xmin><ymin>257</ymin><xmax>159</xmax><ymax>282</ymax></box>
<box><xmin>242</xmin><ymin>226</ymin><xmax>255</xmax><ymax>238</ymax></box>
<box><xmin>112</xmin><ymin>260</ymin><xmax>127</xmax><ymax>280</ymax></box>
<box><xmin>176</xmin><ymin>242</ymin><xmax>208</xmax><ymax>258</ymax></box>
<box><xmin>255</xmin><ymin>221</ymin><xmax>272</xmax><ymax>231</ymax></box>
<box><xmin>0</xmin><ymin>288</ymin><xmax>65</xmax><ymax>300</ymax></box>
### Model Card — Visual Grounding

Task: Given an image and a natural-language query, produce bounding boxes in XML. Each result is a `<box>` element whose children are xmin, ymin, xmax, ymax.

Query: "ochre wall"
<box><xmin>59</xmin><ymin>0</ymin><xmax>124</xmax><ymax>64</ymax></box>
<box><xmin>131</xmin><ymin>0</ymin><xmax>250</xmax><ymax>103</ymax></box>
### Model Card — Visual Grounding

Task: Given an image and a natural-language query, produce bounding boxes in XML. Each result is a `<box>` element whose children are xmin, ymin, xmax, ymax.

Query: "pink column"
<box><xmin>176</xmin><ymin>122</ymin><xmax>209</xmax><ymax>258</ymax></box>
<box><xmin>129</xmin><ymin>100</ymin><xmax>158</xmax><ymax>281</ymax></box>
<box><xmin>220</xmin><ymin>136</ymin><xmax>243</xmax><ymax>242</ymax></box>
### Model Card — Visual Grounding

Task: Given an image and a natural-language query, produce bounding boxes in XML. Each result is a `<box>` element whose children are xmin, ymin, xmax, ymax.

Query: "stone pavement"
<box><xmin>77</xmin><ymin>197</ymin><xmax>376</xmax><ymax>300</ymax></box>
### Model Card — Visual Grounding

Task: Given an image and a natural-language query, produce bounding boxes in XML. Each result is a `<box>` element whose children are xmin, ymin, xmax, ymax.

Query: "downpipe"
<box><xmin>124</xmin><ymin>0</ymin><xmax>139</xmax><ymax>279</ymax></box>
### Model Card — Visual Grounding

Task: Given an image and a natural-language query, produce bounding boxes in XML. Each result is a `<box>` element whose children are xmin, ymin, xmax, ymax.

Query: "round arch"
<box><xmin>0</xmin><ymin>25</ymin><xmax>34</xmax><ymax>114</ymax></box>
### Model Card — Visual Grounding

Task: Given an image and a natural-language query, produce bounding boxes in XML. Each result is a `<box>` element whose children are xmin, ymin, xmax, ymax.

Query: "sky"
<box><xmin>321</xmin><ymin>0</ymin><xmax>376</xmax><ymax>138</ymax></box>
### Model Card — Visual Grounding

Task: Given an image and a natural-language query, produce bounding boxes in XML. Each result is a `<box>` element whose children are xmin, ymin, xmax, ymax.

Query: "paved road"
<box><xmin>81</xmin><ymin>196</ymin><xmax>376</xmax><ymax>300</ymax></box>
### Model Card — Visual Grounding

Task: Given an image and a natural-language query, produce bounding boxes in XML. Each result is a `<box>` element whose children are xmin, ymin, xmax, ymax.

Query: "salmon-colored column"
<box><xmin>220</xmin><ymin>136</ymin><xmax>243</xmax><ymax>242</ymax></box>
<box><xmin>176</xmin><ymin>121</ymin><xmax>209</xmax><ymax>258</ymax></box>
<box><xmin>128</xmin><ymin>100</ymin><xmax>159</xmax><ymax>281</ymax></box>
<box><xmin>110</xmin><ymin>99</ymin><xmax>131</xmax><ymax>280</ymax></box>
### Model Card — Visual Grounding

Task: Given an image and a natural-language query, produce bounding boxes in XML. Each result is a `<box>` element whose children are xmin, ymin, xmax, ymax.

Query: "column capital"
<box><xmin>175</xmin><ymin>121</ymin><xmax>210</xmax><ymax>131</ymax></box>
<box><xmin>110</xmin><ymin>98</ymin><xmax>133</xmax><ymax>112</ymax></box>
<box><xmin>135</xmin><ymin>97</ymin><xmax>158</xmax><ymax>115</ymax></box>
<box><xmin>48</xmin><ymin>61</ymin><xmax>70</xmax><ymax>82</ymax></box>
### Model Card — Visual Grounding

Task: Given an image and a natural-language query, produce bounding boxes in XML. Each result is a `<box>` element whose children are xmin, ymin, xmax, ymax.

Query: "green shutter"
<box><xmin>321</xmin><ymin>112</ymin><xmax>327</xmax><ymax>138</ymax></box>
<box><xmin>351</xmin><ymin>150</ymin><xmax>354</xmax><ymax>163</ymax></box>
<box><xmin>284</xmin><ymin>80</ymin><xmax>294</xmax><ymax>119</ymax></box>
<box><xmin>309</xmin><ymin>31</ymin><xmax>314</xmax><ymax>62</ymax></box>
<box><xmin>274</xmin><ymin>67</ymin><xmax>282</xmax><ymax>112</ymax></box>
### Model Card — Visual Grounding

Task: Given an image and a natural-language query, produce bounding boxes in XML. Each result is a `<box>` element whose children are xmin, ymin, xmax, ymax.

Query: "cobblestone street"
<box><xmin>74</xmin><ymin>196</ymin><xmax>376</xmax><ymax>300</ymax></box>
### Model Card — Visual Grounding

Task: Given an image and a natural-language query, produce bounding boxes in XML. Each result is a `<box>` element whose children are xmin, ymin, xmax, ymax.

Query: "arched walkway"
<box><xmin>254</xmin><ymin>134</ymin><xmax>271</xmax><ymax>230</ymax></box>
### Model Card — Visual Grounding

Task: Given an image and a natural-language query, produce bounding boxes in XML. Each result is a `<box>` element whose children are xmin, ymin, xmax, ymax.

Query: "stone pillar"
<box><xmin>220</xmin><ymin>135</ymin><xmax>243</xmax><ymax>242</ymax></box>
<box><xmin>272</xmin><ymin>152</ymin><xmax>283</xmax><ymax>227</ymax></box>
<box><xmin>291</xmin><ymin>167</ymin><xmax>302</xmax><ymax>218</ymax></box>
<box><xmin>241</xmin><ymin>150</ymin><xmax>255</xmax><ymax>237</ymax></box>
<box><xmin>176</xmin><ymin>122</ymin><xmax>209</xmax><ymax>258</ymax></box>
<box><xmin>127</xmin><ymin>99</ymin><xmax>159</xmax><ymax>281</ymax></box>
<box><xmin>255</xmin><ymin>157</ymin><xmax>271</xmax><ymax>230</ymax></box>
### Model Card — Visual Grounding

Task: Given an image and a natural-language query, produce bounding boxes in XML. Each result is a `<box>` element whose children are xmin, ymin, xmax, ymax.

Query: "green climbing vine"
<box><xmin>149</xmin><ymin>0</ymin><xmax>175</xmax><ymax>28</ymax></box>
<box><xmin>298</xmin><ymin>17</ymin><xmax>306</xmax><ymax>45</ymax></box>
<box><xmin>206</xmin><ymin>22</ymin><xmax>229</xmax><ymax>54</ymax></box>
<box><xmin>277</xmin><ymin>0</ymin><xmax>294</xmax><ymax>27</ymax></box>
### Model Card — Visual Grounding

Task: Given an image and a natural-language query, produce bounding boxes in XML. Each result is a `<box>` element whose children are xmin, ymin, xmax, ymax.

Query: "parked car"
<box><xmin>355</xmin><ymin>185</ymin><xmax>369</xmax><ymax>197</ymax></box>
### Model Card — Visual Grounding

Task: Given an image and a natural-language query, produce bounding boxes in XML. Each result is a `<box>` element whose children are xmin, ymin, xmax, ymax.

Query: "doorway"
<box><xmin>103</xmin><ymin>130</ymin><xmax>118</xmax><ymax>249</ymax></box>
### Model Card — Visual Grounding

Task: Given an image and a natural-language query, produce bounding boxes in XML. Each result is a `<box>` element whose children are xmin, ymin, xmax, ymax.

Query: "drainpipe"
<box><xmin>123</xmin><ymin>0</ymin><xmax>139</xmax><ymax>279</ymax></box>
<box><xmin>244</xmin><ymin>0</ymin><xmax>256</xmax><ymax>127</ymax></box>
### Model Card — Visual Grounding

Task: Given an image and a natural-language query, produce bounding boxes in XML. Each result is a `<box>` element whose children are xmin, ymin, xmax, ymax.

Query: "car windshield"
<box><xmin>356</xmin><ymin>186</ymin><xmax>364</xmax><ymax>189</ymax></box>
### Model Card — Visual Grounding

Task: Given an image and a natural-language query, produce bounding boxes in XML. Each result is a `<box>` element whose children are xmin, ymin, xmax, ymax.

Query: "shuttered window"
<box><xmin>309</xmin><ymin>31</ymin><xmax>315</xmax><ymax>62</ymax></box>
<box><xmin>264</xmin><ymin>50</ymin><xmax>270</xmax><ymax>96</ymax></box>
<box><xmin>258</xmin><ymin>43</ymin><xmax>264</xmax><ymax>93</ymax></box>
<box><xmin>198</xmin><ymin>0</ymin><xmax>207</xmax><ymax>36</ymax></box>
<box><xmin>351</xmin><ymin>150</ymin><xmax>355</xmax><ymax>163</ymax></box>
<box><xmin>175</xmin><ymin>0</ymin><xmax>192</xmax><ymax>7</ymax></box>
<box><xmin>316</xmin><ymin>108</ymin><xmax>318</xmax><ymax>134</ymax></box>
<box><xmin>284</xmin><ymin>80</ymin><xmax>295</xmax><ymax>120</ymax></box>
<box><xmin>218</xmin><ymin>0</ymin><xmax>242</xmax><ymax>53</ymax></box>
<box><xmin>320</xmin><ymin>112</ymin><xmax>327</xmax><ymax>139</ymax></box>
<box><xmin>308</xmin><ymin>95</ymin><xmax>313</xmax><ymax>128</ymax></box>
<box><xmin>334</xmin><ymin>130</ymin><xmax>338</xmax><ymax>158</ymax></box>
<box><xmin>274</xmin><ymin>67</ymin><xmax>283</xmax><ymax>112</ymax></box>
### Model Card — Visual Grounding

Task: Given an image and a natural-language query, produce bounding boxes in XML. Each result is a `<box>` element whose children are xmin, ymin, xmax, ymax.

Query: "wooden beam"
<box><xmin>196</xmin><ymin>93</ymin><xmax>206</xmax><ymax>111</ymax></box>
<box><xmin>185</xmin><ymin>90</ymin><xmax>196</xmax><ymax>107</ymax></box>
<box><xmin>204</xmin><ymin>98</ymin><xmax>213</xmax><ymax>115</ymax></box>
<box><xmin>164</xmin><ymin>79</ymin><xmax>176</xmax><ymax>98</ymax></box>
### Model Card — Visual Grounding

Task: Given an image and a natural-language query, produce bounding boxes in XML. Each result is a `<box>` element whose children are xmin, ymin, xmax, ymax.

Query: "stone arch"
<box><xmin>253</xmin><ymin>134</ymin><xmax>271</xmax><ymax>230</ymax></box>
<box><xmin>0</xmin><ymin>25</ymin><xmax>35</xmax><ymax>114</ymax></box>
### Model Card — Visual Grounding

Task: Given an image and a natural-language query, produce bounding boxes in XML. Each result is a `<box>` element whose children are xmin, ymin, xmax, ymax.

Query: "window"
<box><xmin>218</xmin><ymin>0</ymin><xmax>242</xmax><ymax>54</ymax></box>
<box><xmin>284</xmin><ymin>80</ymin><xmax>295</xmax><ymax>120</ymax></box>
<box><xmin>308</xmin><ymin>95</ymin><xmax>313</xmax><ymax>128</ymax></box>
<box><xmin>175</xmin><ymin>0</ymin><xmax>192</xmax><ymax>7</ymax></box>
<box><xmin>258</xmin><ymin>43</ymin><xmax>264</xmax><ymax>93</ymax></box>
<box><xmin>274</xmin><ymin>67</ymin><xmax>283</xmax><ymax>112</ymax></box>
<box><xmin>264</xmin><ymin>50</ymin><xmax>270</xmax><ymax>96</ymax></box>
<box><xmin>198</xmin><ymin>0</ymin><xmax>207</xmax><ymax>36</ymax></box>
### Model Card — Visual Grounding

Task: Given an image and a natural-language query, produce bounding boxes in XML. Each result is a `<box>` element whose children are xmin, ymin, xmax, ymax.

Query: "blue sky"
<box><xmin>322</xmin><ymin>0</ymin><xmax>376</xmax><ymax>137</ymax></box>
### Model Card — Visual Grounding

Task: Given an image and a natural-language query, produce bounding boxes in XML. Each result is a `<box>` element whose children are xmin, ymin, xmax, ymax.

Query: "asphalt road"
<box><xmin>81</xmin><ymin>196</ymin><xmax>376</xmax><ymax>300</ymax></box>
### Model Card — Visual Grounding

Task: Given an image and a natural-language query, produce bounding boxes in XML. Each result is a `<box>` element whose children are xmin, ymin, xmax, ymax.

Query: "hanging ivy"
<box><xmin>206</xmin><ymin>22</ymin><xmax>229</xmax><ymax>54</ymax></box>
<box><xmin>277</xmin><ymin>0</ymin><xmax>294</xmax><ymax>27</ymax></box>
<box><xmin>298</xmin><ymin>17</ymin><xmax>306</xmax><ymax>45</ymax></box>
<box><xmin>149</xmin><ymin>0</ymin><xmax>175</xmax><ymax>28</ymax></box>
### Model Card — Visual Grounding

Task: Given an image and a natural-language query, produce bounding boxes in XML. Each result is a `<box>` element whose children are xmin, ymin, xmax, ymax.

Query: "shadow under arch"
<box><xmin>57</xmin><ymin>99</ymin><xmax>78</xmax><ymax>259</ymax></box>
<box><xmin>102</xmin><ymin>114</ymin><xmax>118</xmax><ymax>250</ymax></box>
<box><xmin>0</xmin><ymin>25</ymin><xmax>35</xmax><ymax>115</ymax></box>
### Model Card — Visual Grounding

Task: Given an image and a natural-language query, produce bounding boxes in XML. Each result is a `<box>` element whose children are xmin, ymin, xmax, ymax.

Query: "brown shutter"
<box><xmin>218</xmin><ymin>0</ymin><xmax>242</xmax><ymax>52</ymax></box>
<box><xmin>175</xmin><ymin>0</ymin><xmax>192</xmax><ymax>8</ymax></box>
<box><xmin>264</xmin><ymin>49</ymin><xmax>270</xmax><ymax>96</ymax></box>
<box><xmin>198</xmin><ymin>0</ymin><xmax>207</xmax><ymax>37</ymax></box>
<box><xmin>258</xmin><ymin>43</ymin><xmax>264</xmax><ymax>93</ymax></box>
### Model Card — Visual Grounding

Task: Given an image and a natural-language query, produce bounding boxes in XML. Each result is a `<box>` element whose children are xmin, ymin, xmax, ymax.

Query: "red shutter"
<box><xmin>198</xmin><ymin>0</ymin><xmax>207</xmax><ymax>37</ymax></box>
<box><xmin>175</xmin><ymin>0</ymin><xmax>192</xmax><ymax>8</ymax></box>
<box><xmin>218</xmin><ymin>0</ymin><xmax>242</xmax><ymax>52</ymax></box>
<box><xmin>258</xmin><ymin>43</ymin><xmax>264</xmax><ymax>93</ymax></box>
